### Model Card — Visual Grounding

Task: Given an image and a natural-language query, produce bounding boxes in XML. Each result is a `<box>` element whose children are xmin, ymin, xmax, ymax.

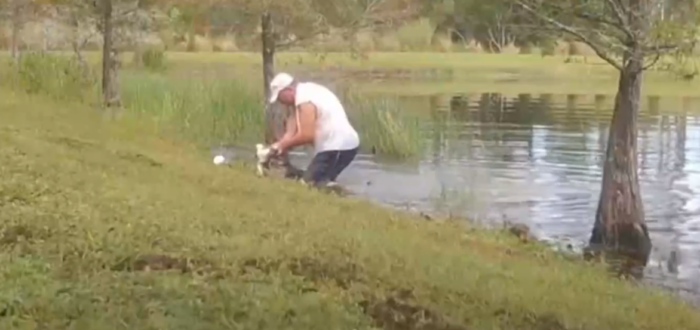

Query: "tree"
<box><xmin>166</xmin><ymin>0</ymin><xmax>220</xmax><ymax>51</ymax></box>
<box><xmin>453</xmin><ymin>0</ymin><xmax>523</xmax><ymax>52</ymax></box>
<box><xmin>0</xmin><ymin>0</ymin><xmax>42</xmax><ymax>61</ymax></box>
<box><xmin>63</xmin><ymin>0</ymin><xmax>163</xmax><ymax>108</ymax></box>
<box><xmin>180</xmin><ymin>0</ymin><xmax>397</xmax><ymax>165</ymax></box>
<box><xmin>512</xmin><ymin>0</ymin><xmax>700</xmax><ymax>266</ymax></box>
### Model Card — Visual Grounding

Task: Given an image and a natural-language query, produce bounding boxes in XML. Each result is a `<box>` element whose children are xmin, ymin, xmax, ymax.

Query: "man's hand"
<box><xmin>270</xmin><ymin>142</ymin><xmax>283</xmax><ymax>155</ymax></box>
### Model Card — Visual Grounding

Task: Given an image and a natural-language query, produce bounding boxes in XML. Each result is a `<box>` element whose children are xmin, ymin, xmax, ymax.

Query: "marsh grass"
<box><xmin>2</xmin><ymin>53</ymin><xmax>423</xmax><ymax>158</ymax></box>
<box><xmin>2</xmin><ymin>89</ymin><xmax>700</xmax><ymax>330</ymax></box>
<box><xmin>120</xmin><ymin>70</ymin><xmax>264</xmax><ymax>146</ymax></box>
<box><xmin>2</xmin><ymin>52</ymin><xmax>99</xmax><ymax>102</ymax></box>
<box><xmin>131</xmin><ymin>47</ymin><xmax>168</xmax><ymax>72</ymax></box>
<box><xmin>342</xmin><ymin>90</ymin><xmax>424</xmax><ymax>158</ymax></box>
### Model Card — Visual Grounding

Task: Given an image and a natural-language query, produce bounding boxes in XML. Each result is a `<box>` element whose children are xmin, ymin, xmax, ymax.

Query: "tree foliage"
<box><xmin>512</xmin><ymin>0</ymin><xmax>700</xmax><ymax>71</ymax></box>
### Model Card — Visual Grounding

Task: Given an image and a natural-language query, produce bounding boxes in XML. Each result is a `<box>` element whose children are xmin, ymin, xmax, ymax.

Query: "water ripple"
<box><xmin>343</xmin><ymin>93</ymin><xmax>700</xmax><ymax>303</ymax></box>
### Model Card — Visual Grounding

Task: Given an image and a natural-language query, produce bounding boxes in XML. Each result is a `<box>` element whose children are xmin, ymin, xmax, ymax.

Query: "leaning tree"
<box><xmin>512</xmin><ymin>0</ymin><xmax>699</xmax><ymax>265</ymax></box>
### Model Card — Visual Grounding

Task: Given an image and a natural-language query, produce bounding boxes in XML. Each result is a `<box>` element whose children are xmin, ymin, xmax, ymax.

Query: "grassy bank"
<box><xmin>0</xmin><ymin>53</ymin><xmax>424</xmax><ymax>158</ymax></box>
<box><xmin>2</xmin><ymin>90</ymin><xmax>700</xmax><ymax>329</ymax></box>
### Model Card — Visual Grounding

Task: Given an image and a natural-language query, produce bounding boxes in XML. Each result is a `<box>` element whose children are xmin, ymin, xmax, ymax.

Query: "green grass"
<box><xmin>0</xmin><ymin>53</ymin><xmax>425</xmax><ymax>158</ymax></box>
<box><xmin>2</xmin><ymin>52</ymin><xmax>99</xmax><ymax>102</ymax></box>
<box><xmin>2</xmin><ymin>89</ymin><xmax>700</xmax><ymax>330</ymax></box>
<box><xmin>158</xmin><ymin>51</ymin><xmax>700</xmax><ymax>97</ymax></box>
<box><xmin>343</xmin><ymin>90</ymin><xmax>424</xmax><ymax>158</ymax></box>
<box><xmin>120</xmin><ymin>70</ymin><xmax>265</xmax><ymax>146</ymax></box>
<box><xmin>5</xmin><ymin>50</ymin><xmax>700</xmax><ymax>96</ymax></box>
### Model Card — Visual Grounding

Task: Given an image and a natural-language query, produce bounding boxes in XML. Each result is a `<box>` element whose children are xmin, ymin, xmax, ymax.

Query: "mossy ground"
<box><xmin>2</xmin><ymin>90</ymin><xmax>700</xmax><ymax>330</ymax></box>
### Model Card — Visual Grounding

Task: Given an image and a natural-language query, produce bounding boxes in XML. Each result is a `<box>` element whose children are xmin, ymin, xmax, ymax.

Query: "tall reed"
<box><xmin>120</xmin><ymin>70</ymin><xmax>264</xmax><ymax>146</ymax></box>
<box><xmin>2</xmin><ymin>52</ymin><xmax>98</xmax><ymax>103</ymax></box>
<box><xmin>3</xmin><ymin>52</ymin><xmax>424</xmax><ymax>158</ymax></box>
<box><xmin>342</xmin><ymin>89</ymin><xmax>424</xmax><ymax>159</ymax></box>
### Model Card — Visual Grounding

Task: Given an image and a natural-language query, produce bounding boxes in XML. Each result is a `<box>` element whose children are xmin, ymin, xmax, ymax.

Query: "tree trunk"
<box><xmin>187</xmin><ymin>29</ymin><xmax>196</xmax><ymax>52</ymax></box>
<box><xmin>261</xmin><ymin>12</ymin><xmax>277</xmax><ymax>144</ymax></box>
<box><xmin>10</xmin><ymin>0</ymin><xmax>21</xmax><ymax>63</ymax></box>
<box><xmin>588</xmin><ymin>55</ymin><xmax>652</xmax><ymax>266</ymax></box>
<box><xmin>70</xmin><ymin>14</ymin><xmax>88</xmax><ymax>71</ymax></box>
<box><xmin>101</xmin><ymin>0</ymin><xmax>120</xmax><ymax>108</ymax></box>
<box><xmin>261</xmin><ymin>12</ymin><xmax>299</xmax><ymax>175</ymax></box>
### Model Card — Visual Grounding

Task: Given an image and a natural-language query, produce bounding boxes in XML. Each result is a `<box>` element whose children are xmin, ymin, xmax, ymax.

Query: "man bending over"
<box><xmin>268</xmin><ymin>72</ymin><xmax>360</xmax><ymax>186</ymax></box>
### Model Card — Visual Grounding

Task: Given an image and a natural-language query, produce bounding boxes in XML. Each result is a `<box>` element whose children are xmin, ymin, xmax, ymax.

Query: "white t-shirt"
<box><xmin>295</xmin><ymin>82</ymin><xmax>360</xmax><ymax>153</ymax></box>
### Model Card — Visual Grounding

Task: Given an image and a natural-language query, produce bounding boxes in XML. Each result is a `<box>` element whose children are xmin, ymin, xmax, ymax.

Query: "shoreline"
<box><xmin>3</xmin><ymin>89</ymin><xmax>700</xmax><ymax>329</ymax></box>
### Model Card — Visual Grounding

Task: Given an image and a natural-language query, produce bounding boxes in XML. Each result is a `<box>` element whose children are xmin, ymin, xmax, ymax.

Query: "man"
<box><xmin>267</xmin><ymin>72</ymin><xmax>360</xmax><ymax>186</ymax></box>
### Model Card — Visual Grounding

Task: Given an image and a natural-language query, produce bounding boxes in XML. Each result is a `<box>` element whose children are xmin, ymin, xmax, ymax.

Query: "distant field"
<box><xmin>2</xmin><ymin>50</ymin><xmax>699</xmax><ymax>96</ymax></box>
<box><xmin>1</xmin><ymin>50</ymin><xmax>616</xmax><ymax>73</ymax></box>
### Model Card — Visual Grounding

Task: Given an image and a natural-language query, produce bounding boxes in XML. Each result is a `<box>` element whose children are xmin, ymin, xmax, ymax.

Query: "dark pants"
<box><xmin>303</xmin><ymin>147</ymin><xmax>358</xmax><ymax>186</ymax></box>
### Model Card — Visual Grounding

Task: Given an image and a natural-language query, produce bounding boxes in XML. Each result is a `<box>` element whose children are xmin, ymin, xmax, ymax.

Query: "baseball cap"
<box><xmin>268</xmin><ymin>72</ymin><xmax>295</xmax><ymax>103</ymax></box>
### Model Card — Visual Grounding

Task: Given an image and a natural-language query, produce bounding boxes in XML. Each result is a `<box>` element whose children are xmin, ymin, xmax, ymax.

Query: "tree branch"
<box><xmin>573</xmin><ymin>10</ymin><xmax>632</xmax><ymax>44</ymax></box>
<box><xmin>642</xmin><ymin>52</ymin><xmax>661</xmax><ymax>71</ymax></box>
<box><xmin>516</xmin><ymin>1</ymin><xmax>623</xmax><ymax>71</ymax></box>
<box><xmin>604</xmin><ymin>0</ymin><xmax>633</xmax><ymax>38</ymax></box>
<box><xmin>113</xmin><ymin>3</ymin><xmax>140</xmax><ymax>22</ymax></box>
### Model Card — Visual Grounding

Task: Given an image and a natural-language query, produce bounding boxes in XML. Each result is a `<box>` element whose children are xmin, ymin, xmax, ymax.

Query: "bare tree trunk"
<box><xmin>261</xmin><ymin>13</ymin><xmax>286</xmax><ymax>145</ymax></box>
<box><xmin>70</xmin><ymin>13</ymin><xmax>88</xmax><ymax>71</ymax></box>
<box><xmin>262</xmin><ymin>11</ymin><xmax>278</xmax><ymax>143</ymax></box>
<box><xmin>101</xmin><ymin>0</ymin><xmax>120</xmax><ymax>108</ymax></box>
<box><xmin>588</xmin><ymin>54</ymin><xmax>652</xmax><ymax>266</ymax></box>
<box><xmin>186</xmin><ymin>29</ymin><xmax>196</xmax><ymax>52</ymax></box>
<box><xmin>260</xmin><ymin>12</ymin><xmax>302</xmax><ymax>178</ymax></box>
<box><xmin>10</xmin><ymin>0</ymin><xmax>21</xmax><ymax>62</ymax></box>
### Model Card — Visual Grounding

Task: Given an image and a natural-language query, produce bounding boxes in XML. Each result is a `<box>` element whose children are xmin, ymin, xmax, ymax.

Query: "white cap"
<box><xmin>268</xmin><ymin>72</ymin><xmax>295</xmax><ymax>103</ymax></box>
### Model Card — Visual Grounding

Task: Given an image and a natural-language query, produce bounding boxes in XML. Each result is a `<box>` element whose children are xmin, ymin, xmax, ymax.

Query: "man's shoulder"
<box><xmin>295</xmin><ymin>82</ymin><xmax>333</xmax><ymax>106</ymax></box>
<box><xmin>297</xmin><ymin>81</ymin><xmax>328</xmax><ymax>94</ymax></box>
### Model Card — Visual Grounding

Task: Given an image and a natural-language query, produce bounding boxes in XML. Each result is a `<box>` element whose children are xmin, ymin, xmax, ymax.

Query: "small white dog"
<box><xmin>255</xmin><ymin>143</ymin><xmax>275</xmax><ymax>177</ymax></box>
<box><xmin>254</xmin><ymin>143</ymin><xmax>309</xmax><ymax>185</ymax></box>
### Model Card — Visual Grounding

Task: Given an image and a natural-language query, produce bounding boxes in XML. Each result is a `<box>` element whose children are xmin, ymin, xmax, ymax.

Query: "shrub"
<box><xmin>395</xmin><ymin>18</ymin><xmax>435</xmax><ymax>52</ymax></box>
<box><xmin>133</xmin><ymin>48</ymin><xmax>167</xmax><ymax>72</ymax></box>
<box><xmin>10</xmin><ymin>52</ymin><xmax>97</xmax><ymax>102</ymax></box>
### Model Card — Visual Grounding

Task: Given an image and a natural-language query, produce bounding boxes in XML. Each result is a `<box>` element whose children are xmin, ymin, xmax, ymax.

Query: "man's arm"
<box><xmin>275</xmin><ymin>102</ymin><xmax>316</xmax><ymax>152</ymax></box>
<box><xmin>273</xmin><ymin>106</ymin><xmax>297</xmax><ymax>161</ymax></box>
<box><xmin>281</xmin><ymin>105</ymin><xmax>297</xmax><ymax>141</ymax></box>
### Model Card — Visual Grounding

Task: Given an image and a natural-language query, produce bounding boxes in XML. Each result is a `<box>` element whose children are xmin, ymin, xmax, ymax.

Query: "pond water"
<box><xmin>242</xmin><ymin>89</ymin><xmax>700</xmax><ymax>304</ymax></box>
<box><xmin>206</xmin><ymin>66</ymin><xmax>700</xmax><ymax>304</ymax></box>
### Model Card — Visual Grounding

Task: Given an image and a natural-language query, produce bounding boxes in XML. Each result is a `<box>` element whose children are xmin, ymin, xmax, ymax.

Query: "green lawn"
<box><xmin>2</xmin><ymin>89</ymin><xmax>700</xmax><ymax>329</ymax></box>
<box><xmin>162</xmin><ymin>51</ymin><xmax>700</xmax><ymax>96</ymax></box>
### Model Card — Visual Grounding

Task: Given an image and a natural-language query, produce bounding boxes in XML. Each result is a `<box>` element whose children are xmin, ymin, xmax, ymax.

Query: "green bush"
<box><xmin>133</xmin><ymin>48</ymin><xmax>168</xmax><ymax>72</ymax></box>
<box><xmin>11</xmin><ymin>52</ymin><xmax>97</xmax><ymax>102</ymax></box>
<box><xmin>395</xmin><ymin>18</ymin><xmax>435</xmax><ymax>51</ymax></box>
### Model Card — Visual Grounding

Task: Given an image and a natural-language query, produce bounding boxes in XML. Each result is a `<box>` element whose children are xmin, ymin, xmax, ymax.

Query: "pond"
<box><xmin>240</xmin><ymin>89</ymin><xmax>700</xmax><ymax>305</ymax></box>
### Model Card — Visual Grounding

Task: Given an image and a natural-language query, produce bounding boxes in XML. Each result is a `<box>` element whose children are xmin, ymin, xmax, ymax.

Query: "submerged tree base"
<box><xmin>583</xmin><ymin>245</ymin><xmax>647</xmax><ymax>281</ymax></box>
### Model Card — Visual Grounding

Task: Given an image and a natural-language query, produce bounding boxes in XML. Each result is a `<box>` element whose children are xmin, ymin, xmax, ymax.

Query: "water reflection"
<box><xmin>325</xmin><ymin>92</ymin><xmax>700</xmax><ymax>304</ymax></box>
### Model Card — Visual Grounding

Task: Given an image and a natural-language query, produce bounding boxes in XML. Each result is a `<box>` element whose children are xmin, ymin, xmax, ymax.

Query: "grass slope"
<box><xmin>1</xmin><ymin>90</ymin><xmax>700</xmax><ymax>330</ymax></box>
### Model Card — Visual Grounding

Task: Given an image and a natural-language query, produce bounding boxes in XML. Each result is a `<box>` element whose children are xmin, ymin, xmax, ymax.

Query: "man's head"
<box><xmin>269</xmin><ymin>72</ymin><xmax>297</xmax><ymax>106</ymax></box>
